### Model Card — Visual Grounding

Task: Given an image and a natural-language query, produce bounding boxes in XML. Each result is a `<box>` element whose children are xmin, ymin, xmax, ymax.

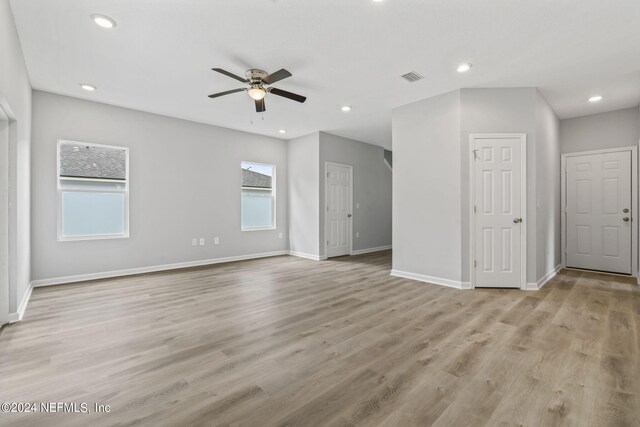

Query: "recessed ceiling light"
<box><xmin>588</xmin><ymin>95</ymin><xmax>603</xmax><ymax>102</ymax></box>
<box><xmin>372</xmin><ymin>0</ymin><xmax>384</xmax><ymax>2</ymax></box>
<box><xmin>278</xmin><ymin>129</ymin><xmax>287</xmax><ymax>134</ymax></box>
<box><xmin>79</xmin><ymin>84</ymin><xmax>96</xmax><ymax>92</ymax></box>
<box><xmin>457</xmin><ymin>63</ymin><xmax>472</xmax><ymax>73</ymax></box>
<box><xmin>341</xmin><ymin>106</ymin><xmax>352</xmax><ymax>112</ymax></box>
<box><xmin>91</xmin><ymin>14</ymin><xmax>116</xmax><ymax>29</ymax></box>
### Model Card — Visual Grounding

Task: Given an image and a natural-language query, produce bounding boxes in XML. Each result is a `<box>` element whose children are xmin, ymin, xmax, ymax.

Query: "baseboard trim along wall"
<box><xmin>524</xmin><ymin>264</ymin><xmax>562</xmax><ymax>291</ymax></box>
<box><xmin>31</xmin><ymin>250</ymin><xmax>291</xmax><ymax>288</ymax></box>
<box><xmin>351</xmin><ymin>245</ymin><xmax>392</xmax><ymax>255</ymax></box>
<box><xmin>390</xmin><ymin>269</ymin><xmax>468</xmax><ymax>290</ymax></box>
<box><xmin>8</xmin><ymin>283</ymin><xmax>33</xmax><ymax>323</ymax></box>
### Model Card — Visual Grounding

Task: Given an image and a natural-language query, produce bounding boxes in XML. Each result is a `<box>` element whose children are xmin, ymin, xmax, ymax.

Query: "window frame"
<box><xmin>240</xmin><ymin>161</ymin><xmax>276</xmax><ymax>231</ymax></box>
<box><xmin>57</xmin><ymin>139</ymin><xmax>130</xmax><ymax>242</ymax></box>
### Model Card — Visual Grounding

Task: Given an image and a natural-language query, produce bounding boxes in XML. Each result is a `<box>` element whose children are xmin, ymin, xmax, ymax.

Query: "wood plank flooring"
<box><xmin>1</xmin><ymin>250</ymin><xmax>639</xmax><ymax>426</ymax></box>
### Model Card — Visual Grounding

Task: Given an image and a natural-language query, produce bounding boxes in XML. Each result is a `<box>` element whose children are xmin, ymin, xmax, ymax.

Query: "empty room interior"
<box><xmin>1</xmin><ymin>0</ymin><xmax>640</xmax><ymax>425</ymax></box>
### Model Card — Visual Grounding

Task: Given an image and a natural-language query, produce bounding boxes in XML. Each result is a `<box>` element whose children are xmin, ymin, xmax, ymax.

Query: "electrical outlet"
<box><xmin>278</xmin><ymin>232</ymin><xmax>283</xmax><ymax>239</ymax></box>
<box><xmin>192</xmin><ymin>238</ymin><xmax>197</xmax><ymax>246</ymax></box>
<box><xmin>199</xmin><ymin>238</ymin><xmax>205</xmax><ymax>246</ymax></box>
<box><xmin>356</xmin><ymin>232</ymin><xmax>360</xmax><ymax>238</ymax></box>
<box><xmin>214</xmin><ymin>237</ymin><xmax>220</xmax><ymax>245</ymax></box>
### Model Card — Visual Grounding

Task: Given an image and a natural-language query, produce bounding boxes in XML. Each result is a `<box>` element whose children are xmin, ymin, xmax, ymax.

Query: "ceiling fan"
<box><xmin>208</xmin><ymin>68</ymin><xmax>307</xmax><ymax>113</ymax></box>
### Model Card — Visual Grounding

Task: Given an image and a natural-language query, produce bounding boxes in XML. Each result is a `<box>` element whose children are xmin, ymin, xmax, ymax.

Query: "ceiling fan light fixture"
<box><xmin>248</xmin><ymin>86</ymin><xmax>266</xmax><ymax>100</ymax></box>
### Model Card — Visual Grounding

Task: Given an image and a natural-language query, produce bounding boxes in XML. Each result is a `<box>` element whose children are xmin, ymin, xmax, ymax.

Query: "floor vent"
<box><xmin>400</xmin><ymin>71</ymin><xmax>424</xmax><ymax>82</ymax></box>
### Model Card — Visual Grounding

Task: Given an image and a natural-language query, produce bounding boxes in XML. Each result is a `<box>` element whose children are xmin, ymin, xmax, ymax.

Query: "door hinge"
<box><xmin>327</xmin><ymin>241</ymin><xmax>329</xmax><ymax>245</ymax></box>
<box><xmin>473</xmin><ymin>205</ymin><xmax>477</xmax><ymax>214</ymax></box>
<box><xmin>327</xmin><ymin>172</ymin><xmax>330</xmax><ymax>178</ymax></box>
<box><xmin>474</xmin><ymin>260</ymin><xmax>477</xmax><ymax>268</ymax></box>
<box><xmin>327</xmin><ymin>206</ymin><xmax>329</xmax><ymax>211</ymax></box>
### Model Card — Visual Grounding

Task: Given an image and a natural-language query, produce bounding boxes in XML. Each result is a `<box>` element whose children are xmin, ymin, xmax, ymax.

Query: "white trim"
<box><xmin>0</xmin><ymin>104</ymin><xmax>9</xmax><ymax>325</ymax></box>
<box><xmin>524</xmin><ymin>264</ymin><xmax>561</xmax><ymax>291</ymax></box>
<box><xmin>390</xmin><ymin>269</ymin><xmax>467</xmax><ymax>290</ymax></box>
<box><xmin>57</xmin><ymin>139</ymin><xmax>130</xmax><ymax>242</ymax></box>
<box><xmin>289</xmin><ymin>251</ymin><xmax>327</xmax><ymax>261</ymax></box>
<box><xmin>8</xmin><ymin>283</ymin><xmax>32</xmax><ymax>323</ymax></box>
<box><xmin>31</xmin><ymin>250</ymin><xmax>290</xmax><ymax>288</ymax></box>
<box><xmin>561</xmin><ymin>146</ymin><xmax>637</xmax><ymax>277</ymax></box>
<box><xmin>469</xmin><ymin>133</ymin><xmax>527</xmax><ymax>290</ymax></box>
<box><xmin>351</xmin><ymin>245</ymin><xmax>392</xmax><ymax>255</ymax></box>
<box><xmin>324</xmin><ymin>161</ymin><xmax>353</xmax><ymax>258</ymax></box>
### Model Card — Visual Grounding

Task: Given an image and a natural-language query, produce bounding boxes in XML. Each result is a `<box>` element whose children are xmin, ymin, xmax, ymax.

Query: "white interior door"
<box><xmin>473</xmin><ymin>135</ymin><xmax>525</xmax><ymax>288</ymax></box>
<box><xmin>566</xmin><ymin>151</ymin><xmax>632</xmax><ymax>274</ymax></box>
<box><xmin>325</xmin><ymin>162</ymin><xmax>352</xmax><ymax>258</ymax></box>
<box><xmin>0</xmin><ymin>115</ymin><xmax>9</xmax><ymax>325</ymax></box>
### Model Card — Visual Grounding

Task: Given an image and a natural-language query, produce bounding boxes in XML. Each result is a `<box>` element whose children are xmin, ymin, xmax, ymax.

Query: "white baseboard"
<box><xmin>351</xmin><ymin>245</ymin><xmax>392</xmax><ymax>255</ymax></box>
<box><xmin>30</xmin><ymin>250</ymin><xmax>290</xmax><ymax>288</ymax></box>
<box><xmin>524</xmin><ymin>264</ymin><xmax>561</xmax><ymax>291</ymax></box>
<box><xmin>8</xmin><ymin>283</ymin><xmax>33</xmax><ymax>323</ymax></box>
<box><xmin>289</xmin><ymin>251</ymin><xmax>326</xmax><ymax>261</ymax></box>
<box><xmin>390</xmin><ymin>269</ymin><xmax>466</xmax><ymax>290</ymax></box>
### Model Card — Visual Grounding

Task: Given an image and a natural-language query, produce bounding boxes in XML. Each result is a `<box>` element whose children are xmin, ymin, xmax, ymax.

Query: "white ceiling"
<box><xmin>10</xmin><ymin>0</ymin><xmax>640</xmax><ymax>150</ymax></box>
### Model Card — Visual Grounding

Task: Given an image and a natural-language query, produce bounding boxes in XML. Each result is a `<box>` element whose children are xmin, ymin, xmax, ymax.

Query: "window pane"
<box><xmin>59</xmin><ymin>141</ymin><xmax>127</xmax><ymax>180</ymax></box>
<box><xmin>241</xmin><ymin>162</ymin><xmax>275</xmax><ymax>229</ymax></box>
<box><xmin>62</xmin><ymin>191</ymin><xmax>125</xmax><ymax>237</ymax></box>
<box><xmin>242</xmin><ymin>195</ymin><xmax>273</xmax><ymax>229</ymax></box>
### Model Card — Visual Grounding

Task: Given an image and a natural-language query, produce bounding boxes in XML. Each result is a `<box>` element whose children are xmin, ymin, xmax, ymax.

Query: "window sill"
<box><xmin>242</xmin><ymin>227</ymin><xmax>276</xmax><ymax>232</ymax></box>
<box><xmin>58</xmin><ymin>234</ymin><xmax>129</xmax><ymax>242</ymax></box>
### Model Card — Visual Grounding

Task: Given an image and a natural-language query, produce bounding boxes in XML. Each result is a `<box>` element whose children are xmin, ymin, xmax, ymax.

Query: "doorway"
<box><xmin>325</xmin><ymin>162</ymin><xmax>353</xmax><ymax>258</ymax></box>
<box><xmin>562</xmin><ymin>147</ymin><xmax>637</xmax><ymax>275</ymax></box>
<box><xmin>470</xmin><ymin>134</ymin><xmax>527</xmax><ymax>289</ymax></box>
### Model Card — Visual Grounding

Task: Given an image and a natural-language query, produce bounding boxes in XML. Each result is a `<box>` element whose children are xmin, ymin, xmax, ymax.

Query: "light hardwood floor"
<box><xmin>0</xmin><ymin>250</ymin><xmax>639</xmax><ymax>426</ymax></box>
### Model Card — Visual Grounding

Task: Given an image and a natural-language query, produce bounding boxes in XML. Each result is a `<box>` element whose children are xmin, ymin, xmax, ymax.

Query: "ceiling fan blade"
<box><xmin>212</xmin><ymin>68</ymin><xmax>248</xmax><ymax>83</ymax></box>
<box><xmin>269</xmin><ymin>87</ymin><xmax>307</xmax><ymax>103</ymax></box>
<box><xmin>255</xmin><ymin>98</ymin><xmax>266</xmax><ymax>113</ymax></box>
<box><xmin>208</xmin><ymin>88</ymin><xmax>246</xmax><ymax>98</ymax></box>
<box><xmin>262</xmin><ymin>68</ymin><xmax>292</xmax><ymax>85</ymax></box>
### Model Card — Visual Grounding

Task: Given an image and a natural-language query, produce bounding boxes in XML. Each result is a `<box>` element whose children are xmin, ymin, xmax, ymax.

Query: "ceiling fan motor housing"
<box><xmin>246</xmin><ymin>69</ymin><xmax>268</xmax><ymax>83</ymax></box>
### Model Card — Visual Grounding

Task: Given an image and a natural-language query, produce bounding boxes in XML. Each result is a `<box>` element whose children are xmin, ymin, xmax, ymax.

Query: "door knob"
<box><xmin>623</xmin><ymin>217</ymin><xmax>630</xmax><ymax>222</ymax></box>
<box><xmin>513</xmin><ymin>218</ymin><xmax>522</xmax><ymax>223</ymax></box>
<box><xmin>347</xmin><ymin>214</ymin><xmax>352</xmax><ymax>218</ymax></box>
<box><xmin>623</xmin><ymin>208</ymin><xmax>630</xmax><ymax>213</ymax></box>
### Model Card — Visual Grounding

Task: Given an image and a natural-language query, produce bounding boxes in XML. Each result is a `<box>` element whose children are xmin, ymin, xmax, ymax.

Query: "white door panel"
<box><xmin>473</xmin><ymin>136</ymin><xmax>525</xmax><ymax>288</ymax></box>
<box><xmin>566</xmin><ymin>151</ymin><xmax>631</xmax><ymax>274</ymax></box>
<box><xmin>325</xmin><ymin>163</ymin><xmax>352</xmax><ymax>258</ymax></box>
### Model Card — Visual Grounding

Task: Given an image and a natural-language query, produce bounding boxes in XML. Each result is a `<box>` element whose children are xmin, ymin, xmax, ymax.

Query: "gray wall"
<box><xmin>392</xmin><ymin>90</ymin><xmax>462</xmax><ymax>281</ymax></box>
<box><xmin>535</xmin><ymin>93</ymin><xmax>561</xmax><ymax>280</ymax></box>
<box><xmin>560</xmin><ymin>107</ymin><xmax>640</xmax><ymax>153</ymax></box>
<box><xmin>460</xmin><ymin>88</ymin><xmax>538</xmax><ymax>284</ymax></box>
<box><xmin>0</xmin><ymin>0</ymin><xmax>31</xmax><ymax>314</ymax></box>
<box><xmin>31</xmin><ymin>91</ymin><xmax>288</xmax><ymax>281</ymax></box>
<box><xmin>392</xmin><ymin>87</ymin><xmax>562</xmax><ymax>286</ymax></box>
<box><xmin>319</xmin><ymin>132</ymin><xmax>392</xmax><ymax>257</ymax></box>
<box><xmin>287</xmin><ymin>133</ymin><xmax>320</xmax><ymax>258</ymax></box>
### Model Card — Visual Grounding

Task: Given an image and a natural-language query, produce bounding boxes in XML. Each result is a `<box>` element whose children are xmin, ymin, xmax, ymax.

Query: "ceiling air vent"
<box><xmin>400</xmin><ymin>71</ymin><xmax>424</xmax><ymax>83</ymax></box>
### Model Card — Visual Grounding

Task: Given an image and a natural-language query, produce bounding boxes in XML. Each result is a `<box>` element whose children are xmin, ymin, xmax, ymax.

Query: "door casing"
<box><xmin>0</xmin><ymin>102</ymin><xmax>11</xmax><ymax>325</ymax></box>
<box><xmin>561</xmin><ymin>146</ymin><xmax>638</xmax><ymax>278</ymax></box>
<box><xmin>324</xmin><ymin>161</ymin><xmax>353</xmax><ymax>258</ymax></box>
<box><xmin>470</xmin><ymin>133</ymin><xmax>527</xmax><ymax>290</ymax></box>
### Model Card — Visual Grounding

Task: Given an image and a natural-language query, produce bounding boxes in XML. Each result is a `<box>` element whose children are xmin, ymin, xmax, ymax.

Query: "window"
<box><xmin>57</xmin><ymin>140</ymin><xmax>129</xmax><ymax>240</ymax></box>
<box><xmin>241</xmin><ymin>161</ymin><xmax>275</xmax><ymax>230</ymax></box>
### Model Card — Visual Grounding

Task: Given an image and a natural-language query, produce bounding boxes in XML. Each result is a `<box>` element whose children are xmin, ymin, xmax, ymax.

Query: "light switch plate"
<box><xmin>199</xmin><ymin>238</ymin><xmax>205</xmax><ymax>246</ymax></box>
<box><xmin>214</xmin><ymin>237</ymin><xmax>220</xmax><ymax>245</ymax></box>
